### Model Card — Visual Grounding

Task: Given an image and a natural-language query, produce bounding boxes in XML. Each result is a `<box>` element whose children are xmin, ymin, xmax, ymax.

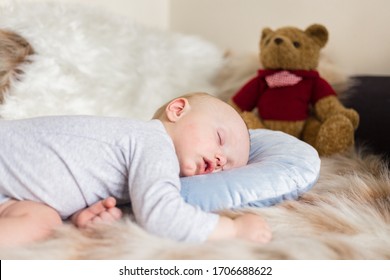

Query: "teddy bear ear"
<box><xmin>261</xmin><ymin>27</ymin><xmax>273</xmax><ymax>41</ymax></box>
<box><xmin>305</xmin><ymin>24</ymin><xmax>328</xmax><ymax>48</ymax></box>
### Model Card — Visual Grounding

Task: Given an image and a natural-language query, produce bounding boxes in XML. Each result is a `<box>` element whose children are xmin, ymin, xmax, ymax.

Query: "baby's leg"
<box><xmin>0</xmin><ymin>199</ymin><xmax>62</xmax><ymax>247</ymax></box>
<box><xmin>71</xmin><ymin>197</ymin><xmax>122</xmax><ymax>228</ymax></box>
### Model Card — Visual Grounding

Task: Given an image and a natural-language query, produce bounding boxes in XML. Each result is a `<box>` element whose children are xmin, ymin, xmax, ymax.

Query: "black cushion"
<box><xmin>343</xmin><ymin>76</ymin><xmax>390</xmax><ymax>161</ymax></box>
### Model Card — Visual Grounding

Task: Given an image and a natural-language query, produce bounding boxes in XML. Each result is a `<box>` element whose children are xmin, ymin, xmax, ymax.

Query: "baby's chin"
<box><xmin>179</xmin><ymin>163</ymin><xmax>197</xmax><ymax>177</ymax></box>
<box><xmin>179</xmin><ymin>169</ymin><xmax>195</xmax><ymax>177</ymax></box>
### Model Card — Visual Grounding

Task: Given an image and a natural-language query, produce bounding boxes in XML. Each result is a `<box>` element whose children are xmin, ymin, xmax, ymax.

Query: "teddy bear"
<box><xmin>230</xmin><ymin>24</ymin><xmax>359</xmax><ymax>156</ymax></box>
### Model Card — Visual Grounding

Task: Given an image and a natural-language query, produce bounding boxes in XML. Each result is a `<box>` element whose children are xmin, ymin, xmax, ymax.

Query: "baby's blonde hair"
<box><xmin>152</xmin><ymin>92</ymin><xmax>214</xmax><ymax>120</ymax></box>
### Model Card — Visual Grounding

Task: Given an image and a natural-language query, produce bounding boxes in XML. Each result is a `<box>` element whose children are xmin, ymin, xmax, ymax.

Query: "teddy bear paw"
<box><xmin>341</xmin><ymin>108</ymin><xmax>360</xmax><ymax>129</ymax></box>
<box><xmin>315</xmin><ymin>114</ymin><xmax>355</xmax><ymax>156</ymax></box>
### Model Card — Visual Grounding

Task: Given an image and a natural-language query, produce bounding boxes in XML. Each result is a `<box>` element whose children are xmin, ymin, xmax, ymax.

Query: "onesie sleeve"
<box><xmin>127</xmin><ymin>127</ymin><xmax>219</xmax><ymax>242</ymax></box>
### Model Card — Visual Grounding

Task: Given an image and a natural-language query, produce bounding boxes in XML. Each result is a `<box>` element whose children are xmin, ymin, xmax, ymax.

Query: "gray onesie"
<box><xmin>0</xmin><ymin>116</ymin><xmax>218</xmax><ymax>242</ymax></box>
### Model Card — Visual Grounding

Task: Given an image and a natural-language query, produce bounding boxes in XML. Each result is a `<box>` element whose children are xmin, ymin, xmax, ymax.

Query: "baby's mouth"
<box><xmin>202</xmin><ymin>158</ymin><xmax>214</xmax><ymax>174</ymax></box>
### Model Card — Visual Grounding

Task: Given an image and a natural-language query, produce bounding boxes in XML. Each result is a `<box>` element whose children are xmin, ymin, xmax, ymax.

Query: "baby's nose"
<box><xmin>216</xmin><ymin>154</ymin><xmax>227</xmax><ymax>168</ymax></box>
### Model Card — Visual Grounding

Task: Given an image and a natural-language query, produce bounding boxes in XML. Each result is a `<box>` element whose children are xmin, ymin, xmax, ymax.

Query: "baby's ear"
<box><xmin>165</xmin><ymin>98</ymin><xmax>190</xmax><ymax>122</ymax></box>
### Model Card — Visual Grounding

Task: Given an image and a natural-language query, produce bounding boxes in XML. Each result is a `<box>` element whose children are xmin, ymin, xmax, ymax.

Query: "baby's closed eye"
<box><xmin>217</xmin><ymin>129</ymin><xmax>225</xmax><ymax>145</ymax></box>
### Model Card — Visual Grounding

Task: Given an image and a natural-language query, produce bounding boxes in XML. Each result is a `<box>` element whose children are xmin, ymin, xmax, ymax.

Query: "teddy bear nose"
<box><xmin>274</xmin><ymin>37</ymin><xmax>283</xmax><ymax>45</ymax></box>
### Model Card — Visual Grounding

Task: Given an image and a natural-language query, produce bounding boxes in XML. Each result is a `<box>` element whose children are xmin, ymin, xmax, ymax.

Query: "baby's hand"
<box><xmin>71</xmin><ymin>197</ymin><xmax>123</xmax><ymax>228</ymax></box>
<box><xmin>234</xmin><ymin>213</ymin><xmax>272</xmax><ymax>243</ymax></box>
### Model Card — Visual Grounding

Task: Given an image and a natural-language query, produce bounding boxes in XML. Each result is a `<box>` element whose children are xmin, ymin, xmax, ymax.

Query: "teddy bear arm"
<box><xmin>228</xmin><ymin>98</ymin><xmax>243</xmax><ymax>112</ymax></box>
<box><xmin>228</xmin><ymin>99</ymin><xmax>264</xmax><ymax>129</ymax></box>
<box><xmin>231</xmin><ymin>76</ymin><xmax>262</xmax><ymax>112</ymax></box>
<box><xmin>314</xmin><ymin>95</ymin><xmax>359</xmax><ymax>129</ymax></box>
<box><xmin>241</xmin><ymin>111</ymin><xmax>265</xmax><ymax>129</ymax></box>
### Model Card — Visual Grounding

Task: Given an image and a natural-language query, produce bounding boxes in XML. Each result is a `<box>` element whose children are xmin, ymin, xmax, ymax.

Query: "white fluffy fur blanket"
<box><xmin>1</xmin><ymin>2</ymin><xmax>389</xmax><ymax>259</ymax></box>
<box><xmin>0</xmin><ymin>1</ymin><xmax>223</xmax><ymax>120</ymax></box>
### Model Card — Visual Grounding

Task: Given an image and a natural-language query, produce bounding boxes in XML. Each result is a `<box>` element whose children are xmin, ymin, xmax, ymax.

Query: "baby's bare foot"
<box><xmin>71</xmin><ymin>197</ymin><xmax>122</xmax><ymax>228</ymax></box>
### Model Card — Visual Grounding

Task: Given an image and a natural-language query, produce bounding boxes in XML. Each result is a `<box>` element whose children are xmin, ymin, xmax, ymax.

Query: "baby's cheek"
<box><xmin>179</xmin><ymin>160</ymin><xmax>196</xmax><ymax>177</ymax></box>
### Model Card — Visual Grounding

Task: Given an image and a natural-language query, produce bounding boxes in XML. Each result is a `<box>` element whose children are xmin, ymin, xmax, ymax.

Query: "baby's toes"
<box><xmin>108</xmin><ymin>207</ymin><xmax>123</xmax><ymax>220</ymax></box>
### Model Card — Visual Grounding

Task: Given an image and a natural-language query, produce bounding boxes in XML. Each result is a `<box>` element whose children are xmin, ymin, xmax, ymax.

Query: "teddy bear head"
<box><xmin>259</xmin><ymin>24</ymin><xmax>328</xmax><ymax>70</ymax></box>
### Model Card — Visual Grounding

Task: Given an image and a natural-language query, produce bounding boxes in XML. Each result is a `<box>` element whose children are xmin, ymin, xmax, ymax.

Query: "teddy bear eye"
<box><xmin>293</xmin><ymin>41</ymin><xmax>301</xmax><ymax>48</ymax></box>
<box><xmin>265</xmin><ymin>38</ymin><xmax>271</xmax><ymax>46</ymax></box>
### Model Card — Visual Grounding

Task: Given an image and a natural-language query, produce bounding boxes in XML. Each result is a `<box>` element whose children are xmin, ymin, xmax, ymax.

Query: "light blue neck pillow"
<box><xmin>180</xmin><ymin>129</ymin><xmax>320</xmax><ymax>212</ymax></box>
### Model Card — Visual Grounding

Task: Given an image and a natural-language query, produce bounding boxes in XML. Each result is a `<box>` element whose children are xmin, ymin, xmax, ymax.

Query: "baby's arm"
<box><xmin>207</xmin><ymin>213</ymin><xmax>271</xmax><ymax>243</ymax></box>
<box><xmin>70</xmin><ymin>197</ymin><xmax>122</xmax><ymax>228</ymax></box>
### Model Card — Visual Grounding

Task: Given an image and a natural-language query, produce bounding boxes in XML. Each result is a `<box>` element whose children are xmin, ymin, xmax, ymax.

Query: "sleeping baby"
<box><xmin>0</xmin><ymin>92</ymin><xmax>272</xmax><ymax>247</ymax></box>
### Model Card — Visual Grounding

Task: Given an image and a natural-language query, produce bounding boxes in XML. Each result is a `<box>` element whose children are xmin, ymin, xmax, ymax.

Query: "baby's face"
<box><xmin>171</xmin><ymin>97</ymin><xmax>250</xmax><ymax>177</ymax></box>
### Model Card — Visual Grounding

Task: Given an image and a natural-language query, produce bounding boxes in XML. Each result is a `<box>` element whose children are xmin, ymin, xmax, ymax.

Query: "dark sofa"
<box><xmin>343</xmin><ymin>76</ymin><xmax>390</xmax><ymax>162</ymax></box>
